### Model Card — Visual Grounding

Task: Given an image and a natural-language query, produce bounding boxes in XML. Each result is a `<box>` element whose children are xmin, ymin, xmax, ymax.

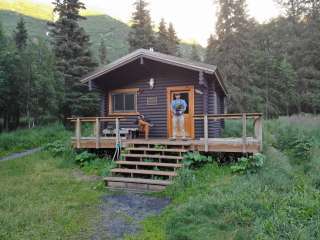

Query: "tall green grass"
<box><xmin>128</xmin><ymin>115</ymin><xmax>320</xmax><ymax>240</ymax></box>
<box><xmin>0</xmin><ymin>123</ymin><xmax>70</xmax><ymax>158</ymax></box>
<box><xmin>0</xmin><ymin>151</ymin><xmax>103</xmax><ymax>240</ymax></box>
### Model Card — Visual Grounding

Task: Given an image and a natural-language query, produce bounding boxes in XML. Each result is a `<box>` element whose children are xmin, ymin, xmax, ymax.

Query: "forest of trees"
<box><xmin>0</xmin><ymin>0</ymin><xmax>319</xmax><ymax>132</ymax></box>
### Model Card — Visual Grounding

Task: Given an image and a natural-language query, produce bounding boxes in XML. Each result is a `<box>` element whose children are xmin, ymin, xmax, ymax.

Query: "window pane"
<box><xmin>124</xmin><ymin>93</ymin><xmax>135</xmax><ymax>111</ymax></box>
<box><xmin>113</xmin><ymin>93</ymin><xmax>124</xmax><ymax>112</ymax></box>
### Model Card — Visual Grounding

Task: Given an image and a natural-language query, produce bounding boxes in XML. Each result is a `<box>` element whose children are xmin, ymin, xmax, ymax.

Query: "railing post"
<box><xmin>115</xmin><ymin>117</ymin><xmax>120</xmax><ymax>142</ymax></box>
<box><xmin>204</xmin><ymin>114</ymin><xmax>209</xmax><ymax>152</ymax></box>
<box><xmin>95</xmin><ymin>118</ymin><xmax>100</xmax><ymax>148</ymax></box>
<box><xmin>76</xmin><ymin>118</ymin><xmax>81</xmax><ymax>149</ymax></box>
<box><xmin>242</xmin><ymin>113</ymin><xmax>247</xmax><ymax>153</ymax></box>
<box><xmin>254</xmin><ymin>116</ymin><xmax>263</xmax><ymax>151</ymax></box>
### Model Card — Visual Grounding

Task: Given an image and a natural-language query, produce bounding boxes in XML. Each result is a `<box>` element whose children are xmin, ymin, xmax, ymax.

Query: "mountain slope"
<box><xmin>0</xmin><ymin>0</ymin><xmax>204</xmax><ymax>62</ymax></box>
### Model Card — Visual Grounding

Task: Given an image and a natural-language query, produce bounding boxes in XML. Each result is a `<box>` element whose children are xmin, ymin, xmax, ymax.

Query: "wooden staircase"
<box><xmin>104</xmin><ymin>141</ymin><xmax>191</xmax><ymax>192</ymax></box>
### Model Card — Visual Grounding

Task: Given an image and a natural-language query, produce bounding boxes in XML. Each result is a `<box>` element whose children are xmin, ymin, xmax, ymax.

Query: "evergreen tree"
<box><xmin>48</xmin><ymin>0</ymin><xmax>99</xmax><ymax>118</ymax></box>
<box><xmin>99</xmin><ymin>38</ymin><xmax>108</xmax><ymax>65</ymax></box>
<box><xmin>155</xmin><ymin>18</ymin><xmax>170</xmax><ymax>53</ymax></box>
<box><xmin>167</xmin><ymin>22</ymin><xmax>180</xmax><ymax>56</ymax></box>
<box><xmin>207</xmin><ymin>0</ymin><xmax>253</xmax><ymax>112</ymax></box>
<box><xmin>14</xmin><ymin>17</ymin><xmax>28</xmax><ymax>50</ymax></box>
<box><xmin>128</xmin><ymin>0</ymin><xmax>155</xmax><ymax>51</ymax></box>
<box><xmin>205</xmin><ymin>34</ymin><xmax>216</xmax><ymax>63</ymax></box>
<box><xmin>190</xmin><ymin>43</ymin><xmax>201</xmax><ymax>61</ymax></box>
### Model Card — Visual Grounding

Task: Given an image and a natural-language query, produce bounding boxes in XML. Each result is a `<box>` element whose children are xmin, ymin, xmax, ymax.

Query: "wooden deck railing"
<box><xmin>68</xmin><ymin>117</ymin><xmax>125</xmax><ymax>149</ymax></box>
<box><xmin>68</xmin><ymin>113</ymin><xmax>263</xmax><ymax>153</ymax></box>
<box><xmin>194</xmin><ymin>113</ymin><xmax>263</xmax><ymax>152</ymax></box>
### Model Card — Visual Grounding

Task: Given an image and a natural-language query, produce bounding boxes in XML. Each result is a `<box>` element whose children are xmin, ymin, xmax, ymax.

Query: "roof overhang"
<box><xmin>81</xmin><ymin>49</ymin><xmax>228</xmax><ymax>96</ymax></box>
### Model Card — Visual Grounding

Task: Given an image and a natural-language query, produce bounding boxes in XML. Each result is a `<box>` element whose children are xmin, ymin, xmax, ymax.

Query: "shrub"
<box><xmin>75</xmin><ymin>151</ymin><xmax>97</xmax><ymax>166</ymax></box>
<box><xmin>183</xmin><ymin>151</ymin><xmax>214</xmax><ymax>168</ymax></box>
<box><xmin>231</xmin><ymin>153</ymin><xmax>265</xmax><ymax>174</ymax></box>
<box><xmin>44</xmin><ymin>140</ymin><xmax>69</xmax><ymax>156</ymax></box>
<box><xmin>81</xmin><ymin>158</ymin><xmax>116</xmax><ymax>177</ymax></box>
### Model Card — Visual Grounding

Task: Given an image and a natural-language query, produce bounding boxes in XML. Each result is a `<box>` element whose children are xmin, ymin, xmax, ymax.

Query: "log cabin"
<box><xmin>69</xmin><ymin>49</ymin><xmax>263</xmax><ymax>191</ymax></box>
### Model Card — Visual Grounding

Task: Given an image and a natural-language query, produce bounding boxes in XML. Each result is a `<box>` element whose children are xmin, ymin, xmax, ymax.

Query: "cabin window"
<box><xmin>109</xmin><ymin>89</ymin><xmax>138</xmax><ymax>114</ymax></box>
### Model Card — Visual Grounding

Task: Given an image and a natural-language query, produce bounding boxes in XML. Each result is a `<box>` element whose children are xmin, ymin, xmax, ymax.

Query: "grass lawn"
<box><xmin>0</xmin><ymin>123</ymin><xmax>70</xmax><ymax>158</ymax></box>
<box><xmin>0</xmin><ymin>151</ymin><xmax>104</xmax><ymax>240</ymax></box>
<box><xmin>127</xmin><ymin>116</ymin><xmax>320</xmax><ymax>240</ymax></box>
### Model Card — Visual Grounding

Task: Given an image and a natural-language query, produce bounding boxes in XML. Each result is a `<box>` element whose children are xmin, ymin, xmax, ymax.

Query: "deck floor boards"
<box><xmin>71</xmin><ymin>137</ymin><xmax>261</xmax><ymax>153</ymax></box>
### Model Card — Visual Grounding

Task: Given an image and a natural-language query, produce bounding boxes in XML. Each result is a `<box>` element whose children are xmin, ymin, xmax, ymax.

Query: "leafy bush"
<box><xmin>81</xmin><ymin>159</ymin><xmax>116</xmax><ymax>177</ymax></box>
<box><xmin>183</xmin><ymin>151</ymin><xmax>214</xmax><ymax>168</ymax></box>
<box><xmin>75</xmin><ymin>151</ymin><xmax>97</xmax><ymax>166</ymax></box>
<box><xmin>231</xmin><ymin>153</ymin><xmax>265</xmax><ymax>174</ymax></box>
<box><xmin>44</xmin><ymin>140</ymin><xmax>69</xmax><ymax>156</ymax></box>
<box><xmin>271</xmin><ymin>120</ymin><xmax>315</xmax><ymax>163</ymax></box>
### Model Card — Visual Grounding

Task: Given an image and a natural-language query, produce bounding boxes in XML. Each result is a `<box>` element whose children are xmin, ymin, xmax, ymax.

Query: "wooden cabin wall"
<box><xmin>97</xmin><ymin>59</ymin><xmax>225</xmax><ymax>138</ymax></box>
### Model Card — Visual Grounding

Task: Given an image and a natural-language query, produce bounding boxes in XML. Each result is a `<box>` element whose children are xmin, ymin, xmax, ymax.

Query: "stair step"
<box><xmin>112</xmin><ymin>168</ymin><xmax>177</xmax><ymax>177</ymax></box>
<box><xmin>105</xmin><ymin>177</ymin><xmax>172</xmax><ymax>186</ymax></box>
<box><xmin>126</xmin><ymin>147</ymin><xmax>189</xmax><ymax>153</ymax></box>
<box><xmin>105</xmin><ymin>177</ymin><xmax>171</xmax><ymax>192</ymax></box>
<box><xmin>116</xmin><ymin>161</ymin><xmax>183</xmax><ymax>168</ymax></box>
<box><xmin>123</xmin><ymin>153</ymin><xmax>183</xmax><ymax>160</ymax></box>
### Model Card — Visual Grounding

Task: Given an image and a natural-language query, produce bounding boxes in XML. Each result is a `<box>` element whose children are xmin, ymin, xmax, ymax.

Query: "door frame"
<box><xmin>166</xmin><ymin>85</ymin><xmax>195</xmax><ymax>139</ymax></box>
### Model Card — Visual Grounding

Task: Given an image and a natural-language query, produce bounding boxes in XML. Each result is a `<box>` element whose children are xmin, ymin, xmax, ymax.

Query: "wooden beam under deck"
<box><xmin>71</xmin><ymin>137</ymin><xmax>261</xmax><ymax>154</ymax></box>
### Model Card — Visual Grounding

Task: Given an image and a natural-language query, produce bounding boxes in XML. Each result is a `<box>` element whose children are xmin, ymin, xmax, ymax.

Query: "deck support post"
<box><xmin>76</xmin><ymin>118</ymin><xmax>81</xmax><ymax>149</ymax></box>
<box><xmin>242</xmin><ymin>113</ymin><xmax>247</xmax><ymax>153</ymax></box>
<box><xmin>254</xmin><ymin>116</ymin><xmax>263</xmax><ymax>151</ymax></box>
<box><xmin>115</xmin><ymin>117</ymin><xmax>120</xmax><ymax>143</ymax></box>
<box><xmin>204</xmin><ymin>114</ymin><xmax>209</xmax><ymax>152</ymax></box>
<box><xmin>95</xmin><ymin>118</ymin><xmax>100</xmax><ymax>148</ymax></box>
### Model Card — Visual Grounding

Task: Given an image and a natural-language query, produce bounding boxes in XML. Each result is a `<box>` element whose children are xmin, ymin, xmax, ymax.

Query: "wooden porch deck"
<box><xmin>71</xmin><ymin>137</ymin><xmax>261</xmax><ymax>154</ymax></box>
<box><xmin>69</xmin><ymin>113</ymin><xmax>263</xmax><ymax>154</ymax></box>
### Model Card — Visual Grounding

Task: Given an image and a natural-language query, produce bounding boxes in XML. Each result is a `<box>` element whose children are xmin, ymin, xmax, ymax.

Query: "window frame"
<box><xmin>108</xmin><ymin>88</ymin><xmax>139</xmax><ymax>116</ymax></box>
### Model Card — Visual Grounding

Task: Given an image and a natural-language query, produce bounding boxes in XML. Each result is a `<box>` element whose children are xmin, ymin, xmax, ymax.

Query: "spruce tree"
<box><xmin>14</xmin><ymin>17</ymin><xmax>28</xmax><ymax>50</ymax></box>
<box><xmin>190</xmin><ymin>43</ymin><xmax>201</xmax><ymax>61</ymax></box>
<box><xmin>167</xmin><ymin>22</ymin><xmax>180</xmax><ymax>56</ymax></box>
<box><xmin>99</xmin><ymin>38</ymin><xmax>108</xmax><ymax>65</ymax></box>
<box><xmin>48</xmin><ymin>0</ymin><xmax>98</xmax><ymax>118</ymax></box>
<box><xmin>207</xmin><ymin>0</ymin><xmax>253</xmax><ymax>112</ymax></box>
<box><xmin>205</xmin><ymin>35</ymin><xmax>216</xmax><ymax>64</ymax></box>
<box><xmin>128</xmin><ymin>0</ymin><xmax>155</xmax><ymax>51</ymax></box>
<box><xmin>155</xmin><ymin>18</ymin><xmax>170</xmax><ymax>53</ymax></box>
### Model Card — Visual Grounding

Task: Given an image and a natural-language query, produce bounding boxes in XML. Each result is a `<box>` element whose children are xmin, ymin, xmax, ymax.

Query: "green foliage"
<box><xmin>74</xmin><ymin>150</ymin><xmax>115</xmax><ymax>176</ymax></box>
<box><xmin>0</xmin><ymin>151</ymin><xmax>103</xmax><ymax>240</ymax></box>
<box><xmin>49</xmin><ymin>0</ymin><xmax>99</xmax><ymax>118</ymax></box>
<box><xmin>75</xmin><ymin>151</ymin><xmax>97</xmax><ymax>166</ymax></box>
<box><xmin>231</xmin><ymin>153</ymin><xmax>266</xmax><ymax>174</ymax></box>
<box><xmin>190</xmin><ymin>42</ymin><xmax>201</xmax><ymax>61</ymax></box>
<box><xmin>0</xmin><ymin>123</ymin><xmax>70</xmax><ymax>158</ymax></box>
<box><xmin>44</xmin><ymin>140</ymin><xmax>69</xmax><ymax>156</ymax></box>
<box><xmin>133</xmin><ymin>116</ymin><xmax>320</xmax><ymax>240</ymax></box>
<box><xmin>14</xmin><ymin>16</ymin><xmax>27</xmax><ymax>50</ymax></box>
<box><xmin>81</xmin><ymin>158</ymin><xmax>116</xmax><ymax>177</ymax></box>
<box><xmin>128</xmin><ymin>0</ymin><xmax>155</xmax><ymax>51</ymax></box>
<box><xmin>271</xmin><ymin>117</ymin><xmax>317</xmax><ymax>163</ymax></box>
<box><xmin>183</xmin><ymin>151</ymin><xmax>214</xmax><ymax>168</ymax></box>
<box><xmin>154</xmin><ymin>144</ymin><xmax>166</xmax><ymax>150</ymax></box>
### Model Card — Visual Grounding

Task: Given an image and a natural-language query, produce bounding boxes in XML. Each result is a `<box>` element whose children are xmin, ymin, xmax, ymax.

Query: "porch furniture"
<box><xmin>102</xmin><ymin>128</ymin><xmax>139</xmax><ymax>139</ymax></box>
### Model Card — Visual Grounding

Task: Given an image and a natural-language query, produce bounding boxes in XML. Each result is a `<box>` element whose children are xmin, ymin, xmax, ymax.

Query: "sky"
<box><xmin>33</xmin><ymin>0</ymin><xmax>282</xmax><ymax>46</ymax></box>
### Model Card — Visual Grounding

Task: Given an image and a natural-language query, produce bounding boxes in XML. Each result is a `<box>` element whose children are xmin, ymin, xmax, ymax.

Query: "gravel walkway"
<box><xmin>0</xmin><ymin>147</ymin><xmax>42</xmax><ymax>162</ymax></box>
<box><xmin>91</xmin><ymin>192</ymin><xmax>170</xmax><ymax>240</ymax></box>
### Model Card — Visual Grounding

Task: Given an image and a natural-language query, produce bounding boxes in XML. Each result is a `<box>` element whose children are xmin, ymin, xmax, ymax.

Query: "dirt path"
<box><xmin>0</xmin><ymin>147</ymin><xmax>42</xmax><ymax>162</ymax></box>
<box><xmin>91</xmin><ymin>192</ymin><xmax>170</xmax><ymax>240</ymax></box>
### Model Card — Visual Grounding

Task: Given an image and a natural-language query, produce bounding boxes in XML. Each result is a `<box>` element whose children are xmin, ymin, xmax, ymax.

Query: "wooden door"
<box><xmin>167</xmin><ymin>86</ymin><xmax>195</xmax><ymax>139</ymax></box>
